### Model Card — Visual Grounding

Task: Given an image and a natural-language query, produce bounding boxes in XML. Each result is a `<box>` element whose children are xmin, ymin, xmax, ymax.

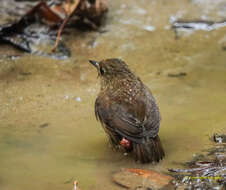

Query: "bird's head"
<box><xmin>89</xmin><ymin>58</ymin><xmax>135</xmax><ymax>86</ymax></box>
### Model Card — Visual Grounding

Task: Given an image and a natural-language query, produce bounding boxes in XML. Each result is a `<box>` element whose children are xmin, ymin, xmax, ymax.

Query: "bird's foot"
<box><xmin>120</xmin><ymin>137</ymin><xmax>131</xmax><ymax>149</ymax></box>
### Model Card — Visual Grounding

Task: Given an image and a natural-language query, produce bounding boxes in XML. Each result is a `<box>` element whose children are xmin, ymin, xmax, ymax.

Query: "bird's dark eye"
<box><xmin>100</xmin><ymin>67</ymin><xmax>105</xmax><ymax>75</ymax></box>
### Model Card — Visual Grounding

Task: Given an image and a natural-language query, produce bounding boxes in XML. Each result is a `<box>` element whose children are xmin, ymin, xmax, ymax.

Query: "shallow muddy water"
<box><xmin>1</xmin><ymin>0</ymin><xmax>226</xmax><ymax>190</ymax></box>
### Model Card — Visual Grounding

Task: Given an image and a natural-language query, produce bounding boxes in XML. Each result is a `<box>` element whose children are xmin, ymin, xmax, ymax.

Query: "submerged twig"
<box><xmin>52</xmin><ymin>0</ymin><xmax>80</xmax><ymax>52</ymax></box>
<box><xmin>169</xmin><ymin>134</ymin><xmax>226</xmax><ymax>190</ymax></box>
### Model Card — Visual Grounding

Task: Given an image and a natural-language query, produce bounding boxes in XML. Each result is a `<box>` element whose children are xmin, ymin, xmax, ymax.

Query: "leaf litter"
<box><xmin>0</xmin><ymin>0</ymin><xmax>108</xmax><ymax>59</ymax></box>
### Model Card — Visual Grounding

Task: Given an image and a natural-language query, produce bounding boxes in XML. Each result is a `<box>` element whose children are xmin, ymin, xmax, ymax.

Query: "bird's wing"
<box><xmin>95</xmin><ymin>89</ymin><xmax>160</xmax><ymax>144</ymax></box>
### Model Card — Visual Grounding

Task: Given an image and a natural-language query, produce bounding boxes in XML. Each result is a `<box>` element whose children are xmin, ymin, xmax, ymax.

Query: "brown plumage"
<box><xmin>89</xmin><ymin>58</ymin><xmax>164</xmax><ymax>163</ymax></box>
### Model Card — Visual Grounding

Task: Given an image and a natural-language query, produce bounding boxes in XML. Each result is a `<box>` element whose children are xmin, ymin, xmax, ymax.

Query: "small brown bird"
<box><xmin>89</xmin><ymin>58</ymin><xmax>164</xmax><ymax>163</ymax></box>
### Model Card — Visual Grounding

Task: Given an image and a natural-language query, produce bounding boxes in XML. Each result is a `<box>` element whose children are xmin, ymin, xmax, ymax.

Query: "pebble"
<box><xmin>112</xmin><ymin>168</ymin><xmax>174</xmax><ymax>190</ymax></box>
<box><xmin>143</xmin><ymin>25</ymin><xmax>156</xmax><ymax>31</ymax></box>
<box><xmin>75</xmin><ymin>97</ymin><xmax>81</xmax><ymax>102</ymax></box>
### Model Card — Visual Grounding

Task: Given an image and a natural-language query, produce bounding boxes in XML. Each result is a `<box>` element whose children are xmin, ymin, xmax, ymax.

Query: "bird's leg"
<box><xmin>120</xmin><ymin>137</ymin><xmax>131</xmax><ymax>149</ymax></box>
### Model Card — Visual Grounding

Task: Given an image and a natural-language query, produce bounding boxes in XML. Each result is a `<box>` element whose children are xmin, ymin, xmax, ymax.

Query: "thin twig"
<box><xmin>52</xmin><ymin>0</ymin><xmax>80</xmax><ymax>52</ymax></box>
<box><xmin>51</xmin><ymin>15</ymin><xmax>70</xmax><ymax>52</ymax></box>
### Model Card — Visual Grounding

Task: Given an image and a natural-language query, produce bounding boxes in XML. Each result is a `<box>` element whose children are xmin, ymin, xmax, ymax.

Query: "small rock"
<box><xmin>40</xmin><ymin>123</ymin><xmax>49</xmax><ymax>128</ymax></box>
<box><xmin>143</xmin><ymin>25</ymin><xmax>156</xmax><ymax>32</ymax></box>
<box><xmin>75</xmin><ymin>97</ymin><xmax>81</xmax><ymax>102</ymax></box>
<box><xmin>112</xmin><ymin>168</ymin><xmax>174</xmax><ymax>190</ymax></box>
<box><xmin>64</xmin><ymin>95</ymin><xmax>70</xmax><ymax>100</ymax></box>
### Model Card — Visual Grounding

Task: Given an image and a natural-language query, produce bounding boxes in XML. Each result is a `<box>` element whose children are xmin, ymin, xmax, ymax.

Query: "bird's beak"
<box><xmin>89</xmin><ymin>60</ymin><xmax>99</xmax><ymax>69</ymax></box>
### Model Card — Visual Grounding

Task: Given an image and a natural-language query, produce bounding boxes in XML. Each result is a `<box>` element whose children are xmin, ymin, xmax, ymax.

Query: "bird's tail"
<box><xmin>132</xmin><ymin>135</ymin><xmax>164</xmax><ymax>163</ymax></box>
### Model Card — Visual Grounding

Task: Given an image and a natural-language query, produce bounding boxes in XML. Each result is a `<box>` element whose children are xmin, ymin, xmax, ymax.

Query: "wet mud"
<box><xmin>1</xmin><ymin>0</ymin><xmax>226</xmax><ymax>190</ymax></box>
